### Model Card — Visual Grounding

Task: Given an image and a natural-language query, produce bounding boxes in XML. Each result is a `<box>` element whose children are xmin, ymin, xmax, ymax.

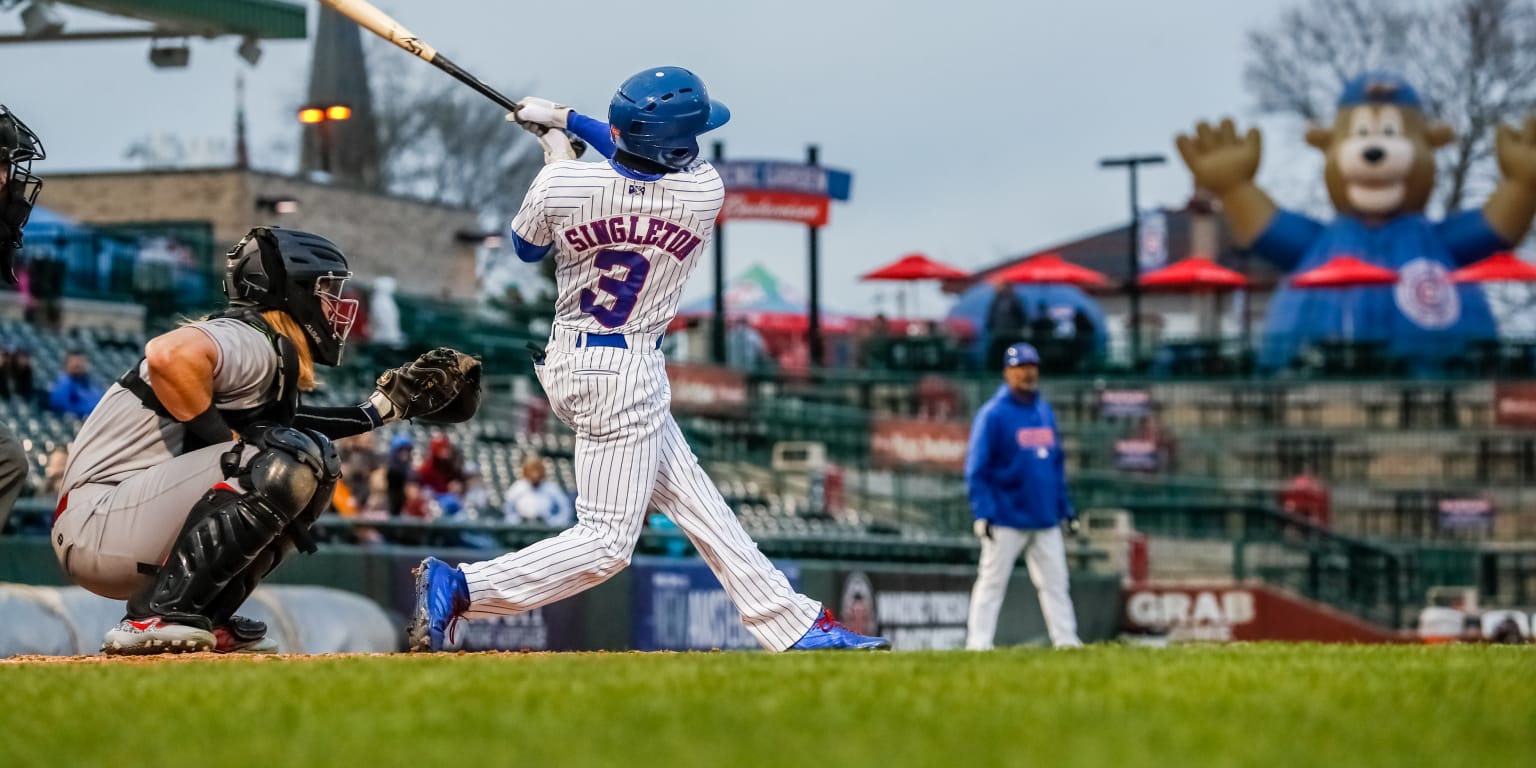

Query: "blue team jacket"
<box><xmin>965</xmin><ymin>384</ymin><xmax>1072</xmax><ymax>531</ymax></box>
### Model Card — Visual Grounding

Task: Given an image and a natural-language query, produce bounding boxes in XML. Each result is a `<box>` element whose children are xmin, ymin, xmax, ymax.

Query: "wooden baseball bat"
<box><xmin>319</xmin><ymin>0</ymin><xmax>521</xmax><ymax>114</ymax></box>
<box><xmin>319</xmin><ymin>0</ymin><xmax>588</xmax><ymax>160</ymax></box>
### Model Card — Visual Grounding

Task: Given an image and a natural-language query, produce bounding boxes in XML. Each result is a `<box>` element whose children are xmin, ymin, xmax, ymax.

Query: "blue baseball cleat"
<box><xmin>407</xmin><ymin>557</ymin><xmax>469</xmax><ymax>652</ymax></box>
<box><xmin>789</xmin><ymin>609</ymin><xmax>892</xmax><ymax>651</ymax></box>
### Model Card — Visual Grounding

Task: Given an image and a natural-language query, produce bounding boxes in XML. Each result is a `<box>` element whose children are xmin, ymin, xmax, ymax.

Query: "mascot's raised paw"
<box><xmin>1496</xmin><ymin>115</ymin><xmax>1536</xmax><ymax>188</ymax></box>
<box><xmin>1175</xmin><ymin>118</ymin><xmax>1263</xmax><ymax>195</ymax></box>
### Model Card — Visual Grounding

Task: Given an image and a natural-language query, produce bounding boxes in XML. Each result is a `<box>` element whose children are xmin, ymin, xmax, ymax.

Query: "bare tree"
<box><xmin>368</xmin><ymin>39</ymin><xmax>543</xmax><ymax>222</ymax></box>
<box><xmin>1245</xmin><ymin>0</ymin><xmax>1536</xmax><ymax>214</ymax></box>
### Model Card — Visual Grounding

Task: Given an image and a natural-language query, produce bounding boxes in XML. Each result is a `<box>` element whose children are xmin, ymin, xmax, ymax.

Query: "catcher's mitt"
<box><xmin>374</xmin><ymin>347</ymin><xmax>482</xmax><ymax>423</ymax></box>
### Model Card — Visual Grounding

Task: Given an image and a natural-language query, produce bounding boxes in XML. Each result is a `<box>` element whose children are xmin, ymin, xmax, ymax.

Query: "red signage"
<box><xmin>1494</xmin><ymin>382</ymin><xmax>1536</xmax><ymax>428</ymax></box>
<box><xmin>870</xmin><ymin>418</ymin><xmax>970</xmax><ymax>473</ymax></box>
<box><xmin>666</xmin><ymin>364</ymin><xmax>748</xmax><ymax>416</ymax></box>
<box><xmin>718</xmin><ymin>190</ymin><xmax>831</xmax><ymax>227</ymax></box>
<box><xmin>1121</xmin><ymin>583</ymin><xmax>1398</xmax><ymax>643</ymax></box>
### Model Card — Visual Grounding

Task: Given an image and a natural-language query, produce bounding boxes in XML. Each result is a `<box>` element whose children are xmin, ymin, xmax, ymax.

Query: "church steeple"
<box><xmin>299</xmin><ymin>4</ymin><xmax>382</xmax><ymax>189</ymax></box>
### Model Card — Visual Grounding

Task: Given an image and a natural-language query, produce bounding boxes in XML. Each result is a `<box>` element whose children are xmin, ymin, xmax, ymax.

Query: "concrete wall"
<box><xmin>40</xmin><ymin>168</ymin><xmax>481</xmax><ymax>301</ymax></box>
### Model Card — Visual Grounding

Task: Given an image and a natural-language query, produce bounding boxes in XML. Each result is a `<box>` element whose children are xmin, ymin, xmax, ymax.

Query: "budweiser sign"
<box><xmin>666</xmin><ymin>364</ymin><xmax>748</xmax><ymax>416</ymax></box>
<box><xmin>870</xmin><ymin>418</ymin><xmax>969</xmax><ymax>473</ymax></box>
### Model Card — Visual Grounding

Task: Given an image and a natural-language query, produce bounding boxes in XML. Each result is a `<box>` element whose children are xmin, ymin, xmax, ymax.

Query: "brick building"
<box><xmin>39</xmin><ymin>167</ymin><xmax>482</xmax><ymax>302</ymax></box>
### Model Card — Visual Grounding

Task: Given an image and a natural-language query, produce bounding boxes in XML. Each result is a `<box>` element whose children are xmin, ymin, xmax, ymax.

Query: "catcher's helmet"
<box><xmin>0</xmin><ymin>104</ymin><xmax>45</xmax><ymax>284</ymax></box>
<box><xmin>608</xmin><ymin>66</ymin><xmax>729</xmax><ymax>171</ymax></box>
<box><xmin>224</xmin><ymin>226</ymin><xmax>358</xmax><ymax>366</ymax></box>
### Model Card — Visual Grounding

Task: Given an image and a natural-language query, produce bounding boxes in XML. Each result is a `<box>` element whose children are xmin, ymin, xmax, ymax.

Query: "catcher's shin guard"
<box><xmin>127</xmin><ymin>426</ymin><xmax>339</xmax><ymax>628</ymax></box>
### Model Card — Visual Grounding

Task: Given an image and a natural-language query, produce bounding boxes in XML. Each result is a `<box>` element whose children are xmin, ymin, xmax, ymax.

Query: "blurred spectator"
<box><xmin>47</xmin><ymin>350</ymin><xmax>103</xmax><ymax>419</ymax></box>
<box><xmin>369</xmin><ymin>276</ymin><xmax>405</xmax><ymax>350</ymax></box>
<box><xmin>365</xmin><ymin>467</ymin><xmax>392</xmax><ymax>517</ymax></box>
<box><xmin>503</xmin><ymin>455</ymin><xmax>573</xmax><ymax>527</ymax></box>
<box><xmin>416</xmin><ymin>433</ymin><xmax>465</xmax><ymax>495</ymax></box>
<box><xmin>1280</xmin><ymin>466</ymin><xmax>1331</xmax><ymax>529</ymax></box>
<box><xmin>401</xmin><ymin>481</ymin><xmax>431</xmax><ymax>519</ymax></box>
<box><xmin>461</xmin><ymin>462</ymin><xmax>491</xmax><ymax>518</ymax></box>
<box><xmin>1072</xmin><ymin>308</ymin><xmax>1096</xmax><ymax>364</ymax></box>
<box><xmin>6</xmin><ymin>345</ymin><xmax>36</xmax><ymax>403</ymax></box>
<box><xmin>727</xmin><ymin>317</ymin><xmax>769</xmax><ymax>371</ymax></box>
<box><xmin>1133</xmin><ymin>412</ymin><xmax>1178</xmax><ymax>474</ymax></box>
<box><xmin>41</xmin><ymin>445</ymin><xmax>68</xmax><ymax>496</ymax></box>
<box><xmin>24</xmin><ymin>252</ymin><xmax>64</xmax><ymax>330</ymax></box>
<box><xmin>985</xmin><ymin>286</ymin><xmax>1026</xmax><ymax>369</ymax></box>
<box><xmin>386</xmin><ymin>434</ymin><xmax>415</xmax><ymax>516</ymax></box>
<box><xmin>1028</xmin><ymin>301</ymin><xmax>1055</xmax><ymax>347</ymax></box>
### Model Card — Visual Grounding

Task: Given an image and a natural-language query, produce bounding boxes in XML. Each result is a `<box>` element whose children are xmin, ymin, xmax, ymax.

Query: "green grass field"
<box><xmin>2</xmin><ymin>644</ymin><xmax>1530</xmax><ymax>768</ymax></box>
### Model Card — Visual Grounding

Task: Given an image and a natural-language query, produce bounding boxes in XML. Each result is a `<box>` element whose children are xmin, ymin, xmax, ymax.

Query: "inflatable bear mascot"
<box><xmin>1177</xmin><ymin>72</ymin><xmax>1536</xmax><ymax>370</ymax></box>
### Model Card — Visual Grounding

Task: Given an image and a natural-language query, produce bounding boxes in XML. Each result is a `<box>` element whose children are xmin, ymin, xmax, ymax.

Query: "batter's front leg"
<box><xmin>458</xmin><ymin>416</ymin><xmax>662</xmax><ymax>618</ymax></box>
<box><xmin>648</xmin><ymin>416</ymin><xmax>822</xmax><ymax>651</ymax></box>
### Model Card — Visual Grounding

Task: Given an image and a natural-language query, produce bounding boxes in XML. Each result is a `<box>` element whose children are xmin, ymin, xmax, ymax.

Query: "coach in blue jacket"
<box><xmin>964</xmin><ymin>343</ymin><xmax>1082</xmax><ymax>649</ymax></box>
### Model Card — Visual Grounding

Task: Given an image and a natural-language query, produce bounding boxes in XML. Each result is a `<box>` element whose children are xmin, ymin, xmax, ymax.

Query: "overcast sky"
<box><xmin>2</xmin><ymin>0</ymin><xmax>1307</xmax><ymax>316</ymax></box>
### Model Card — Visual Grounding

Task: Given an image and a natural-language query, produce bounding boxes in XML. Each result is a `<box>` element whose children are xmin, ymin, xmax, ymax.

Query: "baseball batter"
<box><xmin>409</xmin><ymin>66</ymin><xmax>889</xmax><ymax>652</ymax></box>
<box><xmin>53</xmin><ymin>227</ymin><xmax>480</xmax><ymax>654</ymax></box>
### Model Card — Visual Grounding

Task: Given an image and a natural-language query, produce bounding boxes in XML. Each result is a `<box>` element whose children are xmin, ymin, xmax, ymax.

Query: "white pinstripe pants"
<box><xmin>458</xmin><ymin>332</ymin><xmax>822</xmax><ymax>651</ymax></box>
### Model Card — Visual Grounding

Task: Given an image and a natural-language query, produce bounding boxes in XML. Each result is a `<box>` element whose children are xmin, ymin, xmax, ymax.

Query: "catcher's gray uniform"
<box><xmin>52</xmin><ymin>318</ymin><xmax>274</xmax><ymax>599</ymax></box>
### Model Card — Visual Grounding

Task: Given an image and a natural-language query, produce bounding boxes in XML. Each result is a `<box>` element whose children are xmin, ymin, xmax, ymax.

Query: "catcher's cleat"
<box><xmin>213</xmin><ymin>615</ymin><xmax>279</xmax><ymax>654</ymax></box>
<box><xmin>407</xmin><ymin>557</ymin><xmax>469</xmax><ymax>652</ymax></box>
<box><xmin>101</xmin><ymin>616</ymin><xmax>215</xmax><ymax>655</ymax></box>
<box><xmin>788</xmin><ymin>609</ymin><xmax>892</xmax><ymax>651</ymax></box>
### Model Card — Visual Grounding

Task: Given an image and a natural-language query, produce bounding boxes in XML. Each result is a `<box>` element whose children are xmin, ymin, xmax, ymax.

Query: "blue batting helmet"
<box><xmin>1004</xmin><ymin>343</ymin><xmax>1040</xmax><ymax>368</ymax></box>
<box><xmin>609</xmin><ymin>66</ymin><xmax>730</xmax><ymax>170</ymax></box>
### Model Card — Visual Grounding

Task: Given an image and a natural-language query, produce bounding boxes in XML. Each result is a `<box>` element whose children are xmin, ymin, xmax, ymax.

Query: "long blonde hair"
<box><xmin>261</xmin><ymin>310</ymin><xmax>318</xmax><ymax>391</ymax></box>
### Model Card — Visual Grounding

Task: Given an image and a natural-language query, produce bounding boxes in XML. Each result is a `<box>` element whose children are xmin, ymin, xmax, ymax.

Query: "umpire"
<box><xmin>964</xmin><ymin>342</ymin><xmax>1082</xmax><ymax>649</ymax></box>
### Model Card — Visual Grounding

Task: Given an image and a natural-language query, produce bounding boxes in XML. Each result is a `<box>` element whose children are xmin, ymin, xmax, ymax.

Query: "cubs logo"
<box><xmin>1394</xmin><ymin>258</ymin><xmax>1458</xmax><ymax>330</ymax></box>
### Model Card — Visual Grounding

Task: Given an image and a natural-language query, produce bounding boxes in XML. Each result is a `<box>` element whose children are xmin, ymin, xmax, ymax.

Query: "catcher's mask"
<box><xmin>0</xmin><ymin>104</ymin><xmax>45</xmax><ymax>284</ymax></box>
<box><xmin>224</xmin><ymin>226</ymin><xmax>358</xmax><ymax>366</ymax></box>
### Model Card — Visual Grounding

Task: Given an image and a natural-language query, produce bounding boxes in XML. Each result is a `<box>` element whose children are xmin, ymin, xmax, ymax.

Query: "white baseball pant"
<box><xmin>966</xmin><ymin>524</ymin><xmax>1081</xmax><ymax>649</ymax></box>
<box><xmin>458</xmin><ymin>326</ymin><xmax>823</xmax><ymax>651</ymax></box>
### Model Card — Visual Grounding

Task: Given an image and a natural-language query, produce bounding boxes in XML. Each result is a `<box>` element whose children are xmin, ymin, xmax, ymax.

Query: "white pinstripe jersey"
<box><xmin>510</xmin><ymin>159</ymin><xmax>723</xmax><ymax>336</ymax></box>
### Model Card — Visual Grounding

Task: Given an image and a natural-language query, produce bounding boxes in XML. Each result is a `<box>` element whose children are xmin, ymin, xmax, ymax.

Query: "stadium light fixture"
<box><xmin>20</xmin><ymin>1</ymin><xmax>64</xmax><ymax>38</ymax></box>
<box><xmin>148</xmin><ymin>38</ymin><xmax>190</xmax><ymax>68</ymax></box>
<box><xmin>237</xmin><ymin>35</ymin><xmax>262</xmax><ymax>66</ymax></box>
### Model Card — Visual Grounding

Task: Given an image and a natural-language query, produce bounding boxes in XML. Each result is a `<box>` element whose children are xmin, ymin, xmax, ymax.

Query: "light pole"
<box><xmin>299</xmin><ymin>103</ymin><xmax>352</xmax><ymax>174</ymax></box>
<box><xmin>1099</xmin><ymin>153</ymin><xmax>1165</xmax><ymax>369</ymax></box>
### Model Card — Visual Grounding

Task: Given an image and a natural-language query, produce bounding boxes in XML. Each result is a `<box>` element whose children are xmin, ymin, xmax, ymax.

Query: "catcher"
<box><xmin>51</xmin><ymin>226</ymin><xmax>480</xmax><ymax>655</ymax></box>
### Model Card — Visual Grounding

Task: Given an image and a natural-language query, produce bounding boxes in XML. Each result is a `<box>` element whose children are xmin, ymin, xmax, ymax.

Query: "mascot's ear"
<box><xmin>1425</xmin><ymin>121</ymin><xmax>1456</xmax><ymax>148</ymax></box>
<box><xmin>1304</xmin><ymin>123</ymin><xmax>1334</xmax><ymax>151</ymax></box>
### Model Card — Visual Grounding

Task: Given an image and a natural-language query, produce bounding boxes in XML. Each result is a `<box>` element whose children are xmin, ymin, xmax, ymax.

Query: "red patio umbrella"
<box><xmin>1290</xmin><ymin>255</ymin><xmax>1398</xmax><ymax>289</ymax></box>
<box><xmin>1290</xmin><ymin>255</ymin><xmax>1398</xmax><ymax>341</ymax></box>
<box><xmin>861</xmin><ymin>252</ymin><xmax>970</xmax><ymax>317</ymax></box>
<box><xmin>860</xmin><ymin>252</ymin><xmax>969</xmax><ymax>281</ymax></box>
<box><xmin>989</xmin><ymin>252</ymin><xmax>1111</xmax><ymax>289</ymax></box>
<box><xmin>1138</xmin><ymin>257</ymin><xmax>1248</xmax><ymax>290</ymax></box>
<box><xmin>1449</xmin><ymin>252</ymin><xmax>1536</xmax><ymax>283</ymax></box>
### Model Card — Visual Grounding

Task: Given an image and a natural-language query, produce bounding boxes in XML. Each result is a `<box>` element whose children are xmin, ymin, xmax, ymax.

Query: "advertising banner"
<box><xmin>831</xmin><ymin>569</ymin><xmax>973</xmax><ymax>650</ymax></box>
<box><xmin>666</xmin><ymin>363</ymin><xmax>748</xmax><ymax>416</ymax></box>
<box><xmin>869</xmin><ymin>417</ymin><xmax>970</xmax><ymax>473</ymax></box>
<box><xmin>714</xmin><ymin>159</ymin><xmax>852</xmax><ymax>227</ymax></box>
<box><xmin>1121</xmin><ymin>582</ymin><xmax>1396</xmax><ymax>643</ymax></box>
<box><xmin>1493</xmin><ymin>382</ymin><xmax>1536</xmax><ymax>428</ymax></box>
<box><xmin>1098</xmin><ymin>388</ymin><xmax>1153</xmax><ymax>419</ymax></box>
<box><xmin>631</xmin><ymin>558</ymin><xmax>802</xmax><ymax>651</ymax></box>
<box><xmin>1437</xmin><ymin>498</ymin><xmax>1493</xmax><ymax>530</ymax></box>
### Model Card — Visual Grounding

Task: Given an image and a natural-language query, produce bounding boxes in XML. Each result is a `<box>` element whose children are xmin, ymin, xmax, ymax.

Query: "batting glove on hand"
<box><xmin>1064</xmin><ymin>517</ymin><xmax>1082</xmax><ymax>537</ymax></box>
<box><xmin>537</xmin><ymin>130</ymin><xmax>578</xmax><ymax>164</ymax></box>
<box><xmin>973</xmin><ymin>519</ymin><xmax>993</xmax><ymax>540</ymax></box>
<box><xmin>510</xmin><ymin>97</ymin><xmax>571</xmax><ymax>130</ymax></box>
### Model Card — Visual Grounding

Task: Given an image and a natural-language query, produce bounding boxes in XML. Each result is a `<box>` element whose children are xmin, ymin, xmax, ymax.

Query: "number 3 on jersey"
<box><xmin>580</xmin><ymin>249</ymin><xmax>651</xmax><ymax>328</ymax></box>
